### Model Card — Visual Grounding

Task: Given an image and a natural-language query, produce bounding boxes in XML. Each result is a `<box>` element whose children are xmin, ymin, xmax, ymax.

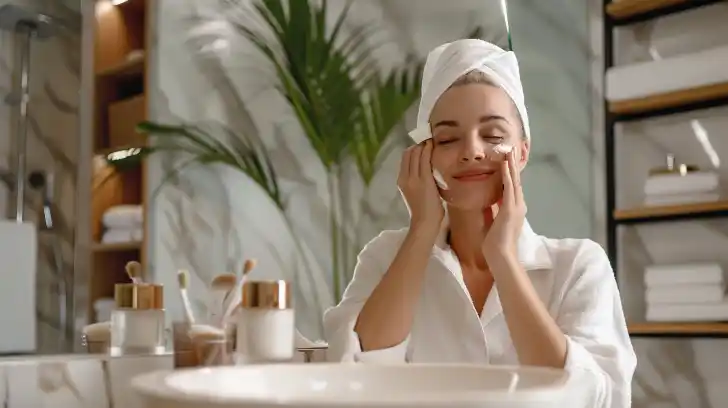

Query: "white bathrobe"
<box><xmin>323</xmin><ymin>221</ymin><xmax>637</xmax><ymax>408</ymax></box>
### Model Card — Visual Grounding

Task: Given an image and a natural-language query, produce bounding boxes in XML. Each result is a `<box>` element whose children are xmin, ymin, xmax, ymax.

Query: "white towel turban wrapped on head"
<box><xmin>408</xmin><ymin>39</ymin><xmax>530</xmax><ymax>144</ymax></box>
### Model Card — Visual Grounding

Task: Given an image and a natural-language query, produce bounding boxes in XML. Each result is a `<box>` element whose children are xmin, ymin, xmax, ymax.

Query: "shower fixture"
<box><xmin>0</xmin><ymin>4</ymin><xmax>54</xmax><ymax>223</ymax></box>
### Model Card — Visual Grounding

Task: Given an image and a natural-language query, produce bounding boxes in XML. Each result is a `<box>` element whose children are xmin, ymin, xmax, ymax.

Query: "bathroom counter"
<box><xmin>0</xmin><ymin>353</ymin><xmax>173</xmax><ymax>408</ymax></box>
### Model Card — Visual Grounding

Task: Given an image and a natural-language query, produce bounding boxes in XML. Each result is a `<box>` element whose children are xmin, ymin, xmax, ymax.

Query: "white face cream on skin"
<box><xmin>485</xmin><ymin>143</ymin><xmax>513</xmax><ymax>161</ymax></box>
<box><xmin>433</xmin><ymin>169</ymin><xmax>449</xmax><ymax>190</ymax></box>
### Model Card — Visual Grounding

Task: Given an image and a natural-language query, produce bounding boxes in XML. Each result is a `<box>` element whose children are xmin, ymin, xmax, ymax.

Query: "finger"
<box><xmin>485</xmin><ymin>204</ymin><xmax>496</xmax><ymax>224</ymax></box>
<box><xmin>400</xmin><ymin>147</ymin><xmax>413</xmax><ymax>181</ymax></box>
<box><xmin>510</xmin><ymin>149</ymin><xmax>524</xmax><ymax>203</ymax></box>
<box><xmin>410</xmin><ymin>144</ymin><xmax>422</xmax><ymax>178</ymax></box>
<box><xmin>420</xmin><ymin>140</ymin><xmax>434</xmax><ymax>178</ymax></box>
<box><xmin>501</xmin><ymin>153</ymin><xmax>515</xmax><ymax>208</ymax></box>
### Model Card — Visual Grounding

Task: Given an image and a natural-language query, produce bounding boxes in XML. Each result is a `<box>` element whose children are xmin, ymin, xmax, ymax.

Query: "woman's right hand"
<box><xmin>397</xmin><ymin>140</ymin><xmax>445</xmax><ymax>232</ymax></box>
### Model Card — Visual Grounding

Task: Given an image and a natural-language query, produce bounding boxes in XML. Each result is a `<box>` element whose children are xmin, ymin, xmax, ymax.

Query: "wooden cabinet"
<box><xmin>89</xmin><ymin>0</ymin><xmax>149</xmax><ymax>323</ymax></box>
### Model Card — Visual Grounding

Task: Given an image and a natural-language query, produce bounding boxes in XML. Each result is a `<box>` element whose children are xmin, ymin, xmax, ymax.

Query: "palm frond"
<box><xmin>224</xmin><ymin>0</ymin><xmax>375</xmax><ymax>169</ymax></box>
<box><xmin>137</xmin><ymin>121</ymin><xmax>284</xmax><ymax>210</ymax></box>
<box><xmin>353</xmin><ymin>61</ymin><xmax>423</xmax><ymax>184</ymax></box>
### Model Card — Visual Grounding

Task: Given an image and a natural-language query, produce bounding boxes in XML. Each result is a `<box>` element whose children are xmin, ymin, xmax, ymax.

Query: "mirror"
<box><xmin>0</xmin><ymin>0</ymin><xmax>593</xmax><ymax>355</ymax></box>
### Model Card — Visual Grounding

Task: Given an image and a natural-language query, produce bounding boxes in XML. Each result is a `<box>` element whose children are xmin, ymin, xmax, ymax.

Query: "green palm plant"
<box><xmin>222</xmin><ymin>0</ymin><xmax>423</xmax><ymax>301</ymax></box>
<box><xmin>136</xmin><ymin>121</ymin><xmax>283</xmax><ymax>210</ymax></box>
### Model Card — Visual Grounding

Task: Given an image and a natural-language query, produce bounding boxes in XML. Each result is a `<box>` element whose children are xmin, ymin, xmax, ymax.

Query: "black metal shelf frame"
<box><xmin>630</xmin><ymin>330</ymin><xmax>728</xmax><ymax>339</ymax></box>
<box><xmin>615</xmin><ymin>208</ymin><xmax>728</xmax><ymax>225</ymax></box>
<box><xmin>603</xmin><ymin>0</ymin><xmax>728</xmax><ymax>338</ymax></box>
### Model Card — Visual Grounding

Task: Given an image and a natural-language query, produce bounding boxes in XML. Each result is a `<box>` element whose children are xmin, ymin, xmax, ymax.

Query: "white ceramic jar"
<box><xmin>235</xmin><ymin>280</ymin><xmax>295</xmax><ymax>364</ymax></box>
<box><xmin>109</xmin><ymin>282</ymin><xmax>166</xmax><ymax>356</ymax></box>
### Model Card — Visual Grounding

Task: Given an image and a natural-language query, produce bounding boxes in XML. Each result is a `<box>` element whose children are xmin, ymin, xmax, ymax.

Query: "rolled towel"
<box><xmin>102</xmin><ymin>205</ymin><xmax>143</xmax><ymax>229</ymax></box>
<box><xmin>101</xmin><ymin>228</ymin><xmax>143</xmax><ymax>244</ymax></box>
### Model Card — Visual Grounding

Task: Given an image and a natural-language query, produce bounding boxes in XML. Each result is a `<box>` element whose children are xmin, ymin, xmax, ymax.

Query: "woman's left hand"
<box><xmin>482</xmin><ymin>150</ymin><xmax>526</xmax><ymax>262</ymax></box>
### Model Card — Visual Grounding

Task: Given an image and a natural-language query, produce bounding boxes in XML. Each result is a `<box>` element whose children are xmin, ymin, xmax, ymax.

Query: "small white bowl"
<box><xmin>131</xmin><ymin>363</ymin><xmax>582</xmax><ymax>408</ymax></box>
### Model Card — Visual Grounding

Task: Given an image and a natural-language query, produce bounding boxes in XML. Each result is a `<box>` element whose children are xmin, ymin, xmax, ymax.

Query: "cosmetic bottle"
<box><xmin>109</xmin><ymin>282</ymin><xmax>166</xmax><ymax>356</ymax></box>
<box><xmin>235</xmin><ymin>280</ymin><xmax>295</xmax><ymax>364</ymax></box>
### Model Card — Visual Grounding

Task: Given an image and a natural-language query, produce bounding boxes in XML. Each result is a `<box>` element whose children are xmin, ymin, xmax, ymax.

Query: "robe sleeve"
<box><xmin>323</xmin><ymin>230</ymin><xmax>409</xmax><ymax>363</ymax></box>
<box><xmin>557</xmin><ymin>240</ymin><xmax>637</xmax><ymax>408</ymax></box>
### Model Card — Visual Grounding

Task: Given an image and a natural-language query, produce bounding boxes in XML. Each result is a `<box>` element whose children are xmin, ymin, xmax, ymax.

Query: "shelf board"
<box><xmin>614</xmin><ymin>200</ymin><xmax>728</xmax><ymax>224</ymax></box>
<box><xmin>629</xmin><ymin>322</ymin><xmax>728</xmax><ymax>337</ymax></box>
<box><xmin>609</xmin><ymin>82</ymin><xmax>728</xmax><ymax>122</ymax></box>
<box><xmin>92</xmin><ymin>241</ymin><xmax>142</xmax><ymax>252</ymax></box>
<box><xmin>606</xmin><ymin>0</ymin><xmax>725</xmax><ymax>25</ymax></box>
<box><xmin>96</xmin><ymin>56</ymin><xmax>145</xmax><ymax>80</ymax></box>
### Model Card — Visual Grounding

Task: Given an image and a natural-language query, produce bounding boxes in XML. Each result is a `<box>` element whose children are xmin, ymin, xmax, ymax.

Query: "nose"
<box><xmin>459</xmin><ymin>133</ymin><xmax>485</xmax><ymax>162</ymax></box>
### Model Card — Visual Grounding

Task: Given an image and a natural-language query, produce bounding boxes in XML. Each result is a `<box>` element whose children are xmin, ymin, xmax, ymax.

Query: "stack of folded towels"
<box><xmin>645</xmin><ymin>262</ymin><xmax>728</xmax><ymax>322</ymax></box>
<box><xmin>101</xmin><ymin>205</ymin><xmax>143</xmax><ymax>244</ymax></box>
<box><xmin>644</xmin><ymin>170</ymin><xmax>720</xmax><ymax>206</ymax></box>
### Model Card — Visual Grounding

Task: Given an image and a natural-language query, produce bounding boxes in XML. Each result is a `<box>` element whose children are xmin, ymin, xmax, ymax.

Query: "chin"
<box><xmin>443</xmin><ymin>189</ymin><xmax>499</xmax><ymax>212</ymax></box>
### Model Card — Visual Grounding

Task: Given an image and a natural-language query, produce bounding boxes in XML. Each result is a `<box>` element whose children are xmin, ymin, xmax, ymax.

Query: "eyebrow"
<box><xmin>432</xmin><ymin>115</ymin><xmax>510</xmax><ymax>129</ymax></box>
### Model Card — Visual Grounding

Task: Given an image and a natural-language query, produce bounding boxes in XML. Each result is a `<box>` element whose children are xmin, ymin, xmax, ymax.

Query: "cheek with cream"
<box><xmin>485</xmin><ymin>143</ymin><xmax>513</xmax><ymax>161</ymax></box>
<box><xmin>433</xmin><ymin>169</ymin><xmax>449</xmax><ymax>190</ymax></box>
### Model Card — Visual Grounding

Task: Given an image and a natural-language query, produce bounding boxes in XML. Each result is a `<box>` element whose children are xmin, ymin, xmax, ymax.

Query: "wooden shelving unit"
<box><xmin>606</xmin><ymin>0</ymin><xmax>725</xmax><ymax>25</ymax></box>
<box><xmin>614</xmin><ymin>201</ymin><xmax>728</xmax><ymax>224</ymax></box>
<box><xmin>609</xmin><ymin>82</ymin><xmax>728</xmax><ymax>117</ymax></box>
<box><xmin>89</xmin><ymin>0</ymin><xmax>150</xmax><ymax>323</ymax></box>
<box><xmin>604</xmin><ymin>0</ymin><xmax>728</xmax><ymax>338</ymax></box>
<box><xmin>629</xmin><ymin>322</ymin><xmax>728</xmax><ymax>337</ymax></box>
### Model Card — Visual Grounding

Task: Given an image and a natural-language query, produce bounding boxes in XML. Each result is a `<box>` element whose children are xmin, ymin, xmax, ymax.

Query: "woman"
<box><xmin>323</xmin><ymin>39</ymin><xmax>636</xmax><ymax>407</ymax></box>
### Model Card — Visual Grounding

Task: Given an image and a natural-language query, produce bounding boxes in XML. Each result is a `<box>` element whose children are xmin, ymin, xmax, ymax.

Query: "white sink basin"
<box><xmin>132</xmin><ymin>363</ymin><xmax>589</xmax><ymax>408</ymax></box>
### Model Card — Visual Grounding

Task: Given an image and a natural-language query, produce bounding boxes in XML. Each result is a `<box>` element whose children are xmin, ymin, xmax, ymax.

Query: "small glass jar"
<box><xmin>235</xmin><ymin>280</ymin><xmax>295</xmax><ymax>364</ymax></box>
<box><xmin>109</xmin><ymin>282</ymin><xmax>166</xmax><ymax>356</ymax></box>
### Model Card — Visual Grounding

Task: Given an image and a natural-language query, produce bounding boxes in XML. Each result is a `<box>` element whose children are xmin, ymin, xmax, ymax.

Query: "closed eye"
<box><xmin>482</xmin><ymin>135</ymin><xmax>504</xmax><ymax>143</ymax></box>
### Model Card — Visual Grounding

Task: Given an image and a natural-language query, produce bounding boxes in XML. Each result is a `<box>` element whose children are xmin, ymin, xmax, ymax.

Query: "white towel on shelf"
<box><xmin>102</xmin><ymin>205</ymin><xmax>143</xmax><ymax>229</ymax></box>
<box><xmin>644</xmin><ymin>263</ymin><xmax>723</xmax><ymax>287</ymax></box>
<box><xmin>606</xmin><ymin>44</ymin><xmax>728</xmax><ymax>102</ymax></box>
<box><xmin>102</xmin><ymin>228</ymin><xmax>143</xmax><ymax>244</ymax></box>
<box><xmin>644</xmin><ymin>192</ymin><xmax>720</xmax><ymax>207</ymax></box>
<box><xmin>646</xmin><ymin>283</ymin><xmax>726</xmax><ymax>304</ymax></box>
<box><xmin>647</xmin><ymin>301</ymin><xmax>728</xmax><ymax>322</ymax></box>
<box><xmin>643</xmin><ymin>172</ymin><xmax>719</xmax><ymax>196</ymax></box>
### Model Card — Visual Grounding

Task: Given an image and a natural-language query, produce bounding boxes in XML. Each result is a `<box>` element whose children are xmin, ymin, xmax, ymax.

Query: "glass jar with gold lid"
<box><xmin>109</xmin><ymin>282</ymin><xmax>166</xmax><ymax>356</ymax></box>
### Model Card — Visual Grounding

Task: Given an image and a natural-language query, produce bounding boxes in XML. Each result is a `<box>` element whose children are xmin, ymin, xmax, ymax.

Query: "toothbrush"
<box><xmin>209</xmin><ymin>273</ymin><xmax>237</xmax><ymax>327</ymax></box>
<box><xmin>177</xmin><ymin>270</ymin><xmax>196</xmax><ymax>325</ymax></box>
<box><xmin>125</xmin><ymin>261</ymin><xmax>143</xmax><ymax>284</ymax></box>
<box><xmin>222</xmin><ymin>259</ymin><xmax>257</xmax><ymax>324</ymax></box>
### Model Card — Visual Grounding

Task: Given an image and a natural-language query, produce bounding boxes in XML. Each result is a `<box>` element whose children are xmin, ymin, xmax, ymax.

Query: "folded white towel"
<box><xmin>606</xmin><ymin>45</ymin><xmax>728</xmax><ymax>102</ymax></box>
<box><xmin>102</xmin><ymin>228</ymin><xmax>143</xmax><ymax>244</ymax></box>
<box><xmin>644</xmin><ymin>172</ymin><xmax>719</xmax><ymax>196</ymax></box>
<box><xmin>646</xmin><ymin>284</ymin><xmax>726</xmax><ymax>304</ymax></box>
<box><xmin>647</xmin><ymin>301</ymin><xmax>728</xmax><ymax>322</ymax></box>
<box><xmin>645</xmin><ymin>263</ymin><xmax>723</xmax><ymax>287</ymax></box>
<box><xmin>102</xmin><ymin>205</ymin><xmax>143</xmax><ymax>229</ymax></box>
<box><xmin>644</xmin><ymin>192</ymin><xmax>720</xmax><ymax>207</ymax></box>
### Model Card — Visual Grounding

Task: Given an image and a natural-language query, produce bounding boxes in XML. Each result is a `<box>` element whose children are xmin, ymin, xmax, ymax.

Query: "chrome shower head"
<box><xmin>0</xmin><ymin>4</ymin><xmax>55</xmax><ymax>39</ymax></box>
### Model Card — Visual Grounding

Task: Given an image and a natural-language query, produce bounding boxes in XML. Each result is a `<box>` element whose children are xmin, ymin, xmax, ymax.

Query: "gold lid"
<box><xmin>114</xmin><ymin>283</ymin><xmax>164</xmax><ymax>310</ymax></box>
<box><xmin>241</xmin><ymin>280</ymin><xmax>292</xmax><ymax>310</ymax></box>
<box><xmin>649</xmin><ymin>153</ymin><xmax>700</xmax><ymax>176</ymax></box>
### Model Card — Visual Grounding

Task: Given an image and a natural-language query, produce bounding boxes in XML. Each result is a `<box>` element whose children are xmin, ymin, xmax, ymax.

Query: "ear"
<box><xmin>518</xmin><ymin>139</ymin><xmax>530</xmax><ymax>171</ymax></box>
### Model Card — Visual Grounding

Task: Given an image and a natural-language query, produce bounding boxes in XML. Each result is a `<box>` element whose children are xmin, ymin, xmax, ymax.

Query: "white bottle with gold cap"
<box><xmin>109</xmin><ymin>282</ymin><xmax>166</xmax><ymax>356</ymax></box>
<box><xmin>235</xmin><ymin>280</ymin><xmax>295</xmax><ymax>364</ymax></box>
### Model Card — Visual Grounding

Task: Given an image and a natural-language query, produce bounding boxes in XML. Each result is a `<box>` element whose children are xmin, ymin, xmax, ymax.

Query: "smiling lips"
<box><xmin>452</xmin><ymin>168</ymin><xmax>496</xmax><ymax>182</ymax></box>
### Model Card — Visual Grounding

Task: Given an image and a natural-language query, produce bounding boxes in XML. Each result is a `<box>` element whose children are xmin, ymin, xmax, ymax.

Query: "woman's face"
<box><xmin>429</xmin><ymin>83</ymin><xmax>530</xmax><ymax>211</ymax></box>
